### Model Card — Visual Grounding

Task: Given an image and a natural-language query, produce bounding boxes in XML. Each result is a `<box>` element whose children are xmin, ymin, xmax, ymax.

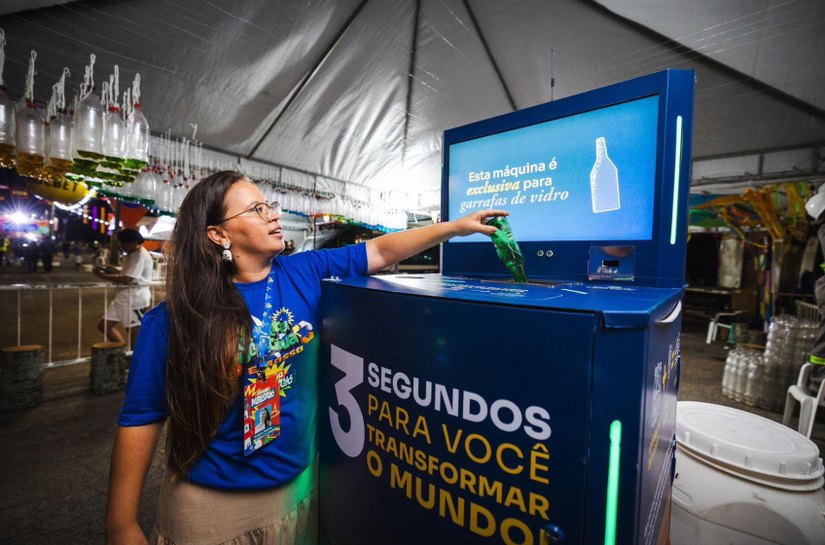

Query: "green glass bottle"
<box><xmin>485</xmin><ymin>216</ymin><xmax>527</xmax><ymax>283</ymax></box>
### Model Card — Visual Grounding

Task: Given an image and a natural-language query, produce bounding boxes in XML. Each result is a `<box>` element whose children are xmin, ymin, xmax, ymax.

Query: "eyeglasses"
<box><xmin>220</xmin><ymin>201</ymin><xmax>281</xmax><ymax>223</ymax></box>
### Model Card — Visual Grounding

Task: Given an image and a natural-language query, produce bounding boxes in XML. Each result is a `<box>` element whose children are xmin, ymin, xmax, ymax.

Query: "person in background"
<box><xmin>805</xmin><ymin>184</ymin><xmax>825</xmax><ymax>395</ymax></box>
<box><xmin>93</xmin><ymin>228</ymin><xmax>155</xmax><ymax>347</ymax></box>
<box><xmin>104</xmin><ymin>171</ymin><xmax>506</xmax><ymax>545</ymax></box>
<box><xmin>0</xmin><ymin>232</ymin><xmax>9</xmax><ymax>269</ymax></box>
<box><xmin>72</xmin><ymin>240</ymin><xmax>85</xmax><ymax>270</ymax></box>
<box><xmin>39</xmin><ymin>236</ymin><xmax>56</xmax><ymax>273</ymax></box>
<box><xmin>24</xmin><ymin>238</ymin><xmax>39</xmax><ymax>273</ymax></box>
<box><xmin>62</xmin><ymin>238</ymin><xmax>71</xmax><ymax>259</ymax></box>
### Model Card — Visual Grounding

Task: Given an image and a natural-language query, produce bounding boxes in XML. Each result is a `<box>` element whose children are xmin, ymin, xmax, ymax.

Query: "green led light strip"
<box><xmin>604</xmin><ymin>420</ymin><xmax>622</xmax><ymax>545</ymax></box>
<box><xmin>669</xmin><ymin>115</ymin><xmax>684</xmax><ymax>245</ymax></box>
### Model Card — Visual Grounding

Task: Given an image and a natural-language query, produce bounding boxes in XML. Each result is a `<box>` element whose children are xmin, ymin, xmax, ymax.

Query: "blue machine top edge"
<box><xmin>324</xmin><ymin>274</ymin><xmax>683</xmax><ymax>329</ymax></box>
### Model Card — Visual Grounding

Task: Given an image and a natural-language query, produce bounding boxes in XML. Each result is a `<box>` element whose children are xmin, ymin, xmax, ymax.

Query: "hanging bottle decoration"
<box><xmin>71</xmin><ymin>54</ymin><xmax>104</xmax><ymax>182</ymax></box>
<box><xmin>46</xmin><ymin>68</ymin><xmax>74</xmax><ymax>179</ymax></box>
<box><xmin>99</xmin><ymin>65</ymin><xmax>126</xmax><ymax>186</ymax></box>
<box><xmin>156</xmin><ymin>129</ymin><xmax>174</xmax><ymax>213</ymax></box>
<box><xmin>64</xmin><ymin>88</ymin><xmax>86</xmax><ymax>183</ymax></box>
<box><xmin>123</xmin><ymin>73</ymin><xmax>149</xmax><ymax>175</ymax></box>
<box><xmin>119</xmin><ymin>88</ymin><xmax>137</xmax><ymax>199</ymax></box>
<box><xmin>26</xmin><ymin>68</ymin><xmax>88</xmax><ymax>204</ymax></box>
<box><xmin>94</xmin><ymin>80</ymin><xmax>117</xmax><ymax>187</ymax></box>
<box><xmin>124</xmin><ymin>74</ymin><xmax>155</xmax><ymax>205</ymax></box>
<box><xmin>0</xmin><ymin>29</ymin><xmax>16</xmax><ymax>168</ymax></box>
<box><xmin>127</xmin><ymin>82</ymin><xmax>153</xmax><ymax>203</ymax></box>
<box><xmin>27</xmin><ymin>68</ymin><xmax>88</xmax><ymax>204</ymax></box>
<box><xmin>28</xmin><ymin>83</ymin><xmax>52</xmax><ymax>182</ymax></box>
<box><xmin>14</xmin><ymin>50</ymin><xmax>46</xmax><ymax>178</ymax></box>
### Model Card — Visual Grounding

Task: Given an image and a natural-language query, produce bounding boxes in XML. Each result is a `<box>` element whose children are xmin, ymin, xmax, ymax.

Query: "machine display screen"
<box><xmin>447</xmin><ymin>95</ymin><xmax>659</xmax><ymax>242</ymax></box>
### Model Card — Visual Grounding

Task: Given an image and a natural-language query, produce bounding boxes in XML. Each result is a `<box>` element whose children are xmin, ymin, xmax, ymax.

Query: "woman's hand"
<box><xmin>104</xmin><ymin>521</ymin><xmax>149</xmax><ymax>545</ymax></box>
<box><xmin>449</xmin><ymin>210</ymin><xmax>509</xmax><ymax>237</ymax></box>
<box><xmin>365</xmin><ymin>209</ymin><xmax>509</xmax><ymax>273</ymax></box>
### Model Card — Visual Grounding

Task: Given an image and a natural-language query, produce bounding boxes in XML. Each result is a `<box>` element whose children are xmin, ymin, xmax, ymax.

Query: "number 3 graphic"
<box><xmin>329</xmin><ymin>344</ymin><xmax>365</xmax><ymax>457</ymax></box>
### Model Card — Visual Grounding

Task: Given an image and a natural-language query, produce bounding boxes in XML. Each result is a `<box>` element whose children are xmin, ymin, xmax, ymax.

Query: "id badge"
<box><xmin>243</xmin><ymin>366</ymin><xmax>281</xmax><ymax>456</ymax></box>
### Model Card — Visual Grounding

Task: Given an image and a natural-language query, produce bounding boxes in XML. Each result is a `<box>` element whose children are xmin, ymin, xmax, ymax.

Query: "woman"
<box><xmin>104</xmin><ymin>171</ymin><xmax>505</xmax><ymax>545</ymax></box>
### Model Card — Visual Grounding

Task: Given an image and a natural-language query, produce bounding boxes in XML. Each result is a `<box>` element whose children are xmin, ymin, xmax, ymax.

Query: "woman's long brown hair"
<box><xmin>164</xmin><ymin>171</ymin><xmax>252</xmax><ymax>478</ymax></box>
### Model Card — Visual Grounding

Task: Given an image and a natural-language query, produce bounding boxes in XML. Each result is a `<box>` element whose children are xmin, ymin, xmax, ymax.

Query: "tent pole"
<box><xmin>246</xmin><ymin>0</ymin><xmax>374</xmax><ymax>159</ymax></box>
<box><xmin>462</xmin><ymin>0</ymin><xmax>517</xmax><ymax>111</ymax></box>
<box><xmin>401</xmin><ymin>0</ymin><xmax>422</xmax><ymax>170</ymax></box>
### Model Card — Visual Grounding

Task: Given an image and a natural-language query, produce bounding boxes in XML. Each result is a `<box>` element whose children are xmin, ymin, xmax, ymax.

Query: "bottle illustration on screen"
<box><xmin>590</xmin><ymin>137</ymin><xmax>621</xmax><ymax>213</ymax></box>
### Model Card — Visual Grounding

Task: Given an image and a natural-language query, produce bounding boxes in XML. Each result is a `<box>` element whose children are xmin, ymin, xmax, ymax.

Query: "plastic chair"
<box><xmin>796</xmin><ymin>300</ymin><xmax>819</xmax><ymax>322</ymax></box>
<box><xmin>783</xmin><ymin>363</ymin><xmax>825</xmax><ymax>438</ymax></box>
<box><xmin>706</xmin><ymin>311</ymin><xmax>745</xmax><ymax>344</ymax></box>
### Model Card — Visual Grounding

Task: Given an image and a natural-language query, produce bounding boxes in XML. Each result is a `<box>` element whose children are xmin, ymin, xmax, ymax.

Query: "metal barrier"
<box><xmin>0</xmin><ymin>281</ymin><xmax>165</xmax><ymax>368</ymax></box>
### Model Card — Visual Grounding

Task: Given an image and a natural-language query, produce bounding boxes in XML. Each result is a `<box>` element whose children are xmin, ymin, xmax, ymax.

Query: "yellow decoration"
<box><xmin>742</xmin><ymin>187</ymin><xmax>784</xmax><ymax>242</ymax></box>
<box><xmin>26</xmin><ymin>176</ymin><xmax>89</xmax><ymax>204</ymax></box>
<box><xmin>693</xmin><ymin>183</ymin><xmax>815</xmax><ymax>250</ymax></box>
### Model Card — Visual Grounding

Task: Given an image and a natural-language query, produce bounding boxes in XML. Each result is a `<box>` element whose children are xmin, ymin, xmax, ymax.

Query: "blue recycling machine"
<box><xmin>319</xmin><ymin>69</ymin><xmax>694</xmax><ymax>545</ymax></box>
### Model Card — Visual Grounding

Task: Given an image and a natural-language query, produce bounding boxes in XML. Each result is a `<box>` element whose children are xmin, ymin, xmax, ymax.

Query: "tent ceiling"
<box><xmin>597</xmin><ymin>0</ymin><xmax>825</xmax><ymax>111</ymax></box>
<box><xmin>0</xmin><ymin>0</ymin><xmax>823</xmax><ymax>200</ymax></box>
<box><xmin>0</xmin><ymin>1</ymin><xmax>79</xmax><ymax>17</ymax></box>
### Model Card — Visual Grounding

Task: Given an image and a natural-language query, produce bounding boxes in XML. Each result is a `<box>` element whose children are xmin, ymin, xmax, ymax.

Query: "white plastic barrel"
<box><xmin>671</xmin><ymin>401</ymin><xmax>825</xmax><ymax>545</ymax></box>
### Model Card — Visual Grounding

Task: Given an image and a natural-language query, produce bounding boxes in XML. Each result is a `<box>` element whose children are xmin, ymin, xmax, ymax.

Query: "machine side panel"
<box><xmin>637</xmin><ymin>305</ymin><xmax>681</xmax><ymax>545</ymax></box>
<box><xmin>320</xmin><ymin>283</ymin><xmax>596</xmax><ymax>545</ymax></box>
<box><xmin>587</xmin><ymin>302</ymin><xmax>681</xmax><ymax>545</ymax></box>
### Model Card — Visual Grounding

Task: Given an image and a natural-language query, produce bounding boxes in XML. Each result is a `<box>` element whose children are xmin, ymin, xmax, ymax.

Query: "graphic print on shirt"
<box><xmin>243</xmin><ymin>306</ymin><xmax>316</xmax><ymax>396</ymax></box>
<box><xmin>265</xmin><ymin>307</ymin><xmax>316</xmax><ymax>394</ymax></box>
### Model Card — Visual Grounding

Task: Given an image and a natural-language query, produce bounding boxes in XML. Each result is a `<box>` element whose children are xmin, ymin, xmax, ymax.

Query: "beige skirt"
<box><xmin>151</xmin><ymin>460</ymin><xmax>318</xmax><ymax>545</ymax></box>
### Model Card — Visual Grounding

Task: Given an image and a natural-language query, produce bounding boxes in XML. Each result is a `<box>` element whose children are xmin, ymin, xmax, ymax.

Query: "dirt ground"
<box><xmin>0</xmin><ymin>264</ymin><xmax>823</xmax><ymax>544</ymax></box>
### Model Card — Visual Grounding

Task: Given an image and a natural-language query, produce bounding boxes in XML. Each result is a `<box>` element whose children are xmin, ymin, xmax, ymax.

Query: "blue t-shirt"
<box><xmin>119</xmin><ymin>243</ymin><xmax>368</xmax><ymax>489</ymax></box>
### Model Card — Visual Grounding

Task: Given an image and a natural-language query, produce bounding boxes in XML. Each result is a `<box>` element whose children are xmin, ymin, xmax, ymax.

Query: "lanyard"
<box><xmin>243</xmin><ymin>265</ymin><xmax>282</xmax><ymax>456</ymax></box>
<box><xmin>250</xmin><ymin>267</ymin><xmax>277</xmax><ymax>370</ymax></box>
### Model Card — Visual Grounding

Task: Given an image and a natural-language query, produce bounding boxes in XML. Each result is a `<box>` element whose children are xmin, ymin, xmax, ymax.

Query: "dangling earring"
<box><xmin>221</xmin><ymin>240</ymin><xmax>233</xmax><ymax>262</ymax></box>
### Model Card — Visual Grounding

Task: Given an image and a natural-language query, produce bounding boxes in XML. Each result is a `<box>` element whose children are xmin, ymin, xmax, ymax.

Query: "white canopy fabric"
<box><xmin>0</xmin><ymin>0</ymin><xmax>823</xmax><ymax>204</ymax></box>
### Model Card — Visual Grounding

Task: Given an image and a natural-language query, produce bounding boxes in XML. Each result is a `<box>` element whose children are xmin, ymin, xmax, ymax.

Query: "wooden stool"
<box><xmin>1</xmin><ymin>345</ymin><xmax>45</xmax><ymax>411</ymax></box>
<box><xmin>90</xmin><ymin>342</ymin><xmax>127</xmax><ymax>395</ymax></box>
